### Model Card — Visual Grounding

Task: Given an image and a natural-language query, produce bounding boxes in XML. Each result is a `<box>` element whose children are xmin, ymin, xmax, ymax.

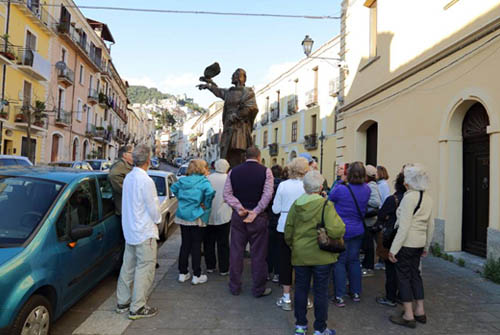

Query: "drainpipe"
<box><xmin>0</xmin><ymin>0</ymin><xmax>11</xmax><ymax>154</ymax></box>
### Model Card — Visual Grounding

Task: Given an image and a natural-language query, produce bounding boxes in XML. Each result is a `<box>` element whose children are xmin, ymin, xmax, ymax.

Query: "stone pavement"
<box><xmin>122</xmin><ymin>229</ymin><xmax>500</xmax><ymax>335</ymax></box>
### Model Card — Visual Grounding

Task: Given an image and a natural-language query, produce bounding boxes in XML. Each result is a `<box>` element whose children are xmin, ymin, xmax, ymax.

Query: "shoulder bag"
<box><xmin>344</xmin><ymin>183</ymin><xmax>368</xmax><ymax>232</ymax></box>
<box><xmin>317</xmin><ymin>200</ymin><xmax>345</xmax><ymax>253</ymax></box>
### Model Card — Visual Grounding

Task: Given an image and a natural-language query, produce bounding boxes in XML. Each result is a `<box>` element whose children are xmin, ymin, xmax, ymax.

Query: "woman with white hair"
<box><xmin>205</xmin><ymin>159</ymin><xmax>232</xmax><ymax>276</ymax></box>
<box><xmin>388</xmin><ymin>164</ymin><xmax>434</xmax><ymax>329</ymax></box>
<box><xmin>285</xmin><ymin>171</ymin><xmax>345</xmax><ymax>335</ymax></box>
<box><xmin>272</xmin><ymin>157</ymin><xmax>309</xmax><ymax>311</ymax></box>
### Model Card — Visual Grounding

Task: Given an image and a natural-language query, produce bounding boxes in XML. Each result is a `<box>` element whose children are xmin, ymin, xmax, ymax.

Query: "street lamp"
<box><xmin>301</xmin><ymin>35</ymin><xmax>342</xmax><ymax>61</ymax></box>
<box><xmin>319</xmin><ymin>131</ymin><xmax>326</xmax><ymax>174</ymax></box>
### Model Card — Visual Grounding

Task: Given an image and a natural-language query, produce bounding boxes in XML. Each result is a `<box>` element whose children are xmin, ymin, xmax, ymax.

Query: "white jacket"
<box><xmin>207</xmin><ymin>172</ymin><xmax>232</xmax><ymax>225</ymax></box>
<box><xmin>272</xmin><ymin>179</ymin><xmax>305</xmax><ymax>233</ymax></box>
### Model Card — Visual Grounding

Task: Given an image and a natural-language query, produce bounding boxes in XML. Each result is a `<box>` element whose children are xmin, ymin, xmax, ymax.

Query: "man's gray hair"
<box><xmin>404</xmin><ymin>164</ymin><xmax>429</xmax><ymax>191</ymax></box>
<box><xmin>132</xmin><ymin>144</ymin><xmax>151</xmax><ymax>167</ymax></box>
<box><xmin>303</xmin><ymin>170</ymin><xmax>325</xmax><ymax>194</ymax></box>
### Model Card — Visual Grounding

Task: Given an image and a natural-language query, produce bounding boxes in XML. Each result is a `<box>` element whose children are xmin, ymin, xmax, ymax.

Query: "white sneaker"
<box><xmin>178</xmin><ymin>273</ymin><xmax>191</xmax><ymax>283</ymax></box>
<box><xmin>191</xmin><ymin>274</ymin><xmax>208</xmax><ymax>285</ymax></box>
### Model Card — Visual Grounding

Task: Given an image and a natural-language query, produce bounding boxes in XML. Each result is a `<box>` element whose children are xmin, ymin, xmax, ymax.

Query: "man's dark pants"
<box><xmin>229</xmin><ymin>211</ymin><xmax>269</xmax><ymax>297</ymax></box>
<box><xmin>204</xmin><ymin>222</ymin><xmax>230</xmax><ymax>273</ymax></box>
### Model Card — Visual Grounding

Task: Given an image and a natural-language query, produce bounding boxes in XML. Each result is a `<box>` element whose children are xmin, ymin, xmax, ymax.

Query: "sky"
<box><xmin>75</xmin><ymin>0</ymin><xmax>342</xmax><ymax>107</ymax></box>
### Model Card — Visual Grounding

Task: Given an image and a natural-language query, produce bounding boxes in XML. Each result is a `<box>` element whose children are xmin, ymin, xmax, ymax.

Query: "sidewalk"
<box><xmin>123</xmin><ymin>229</ymin><xmax>500</xmax><ymax>335</ymax></box>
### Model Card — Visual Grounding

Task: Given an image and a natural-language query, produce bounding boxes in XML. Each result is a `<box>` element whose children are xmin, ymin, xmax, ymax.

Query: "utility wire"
<box><xmin>2</xmin><ymin>1</ymin><xmax>340</xmax><ymax>20</ymax></box>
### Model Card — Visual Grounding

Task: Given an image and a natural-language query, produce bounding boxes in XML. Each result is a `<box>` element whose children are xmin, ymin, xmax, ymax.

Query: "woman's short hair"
<box><xmin>347</xmin><ymin>161</ymin><xmax>366</xmax><ymax>185</ymax></box>
<box><xmin>404</xmin><ymin>164</ymin><xmax>429</xmax><ymax>191</ymax></box>
<box><xmin>214</xmin><ymin>159</ymin><xmax>230</xmax><ymax>173</ymax></box>
<box><xmin>287</xmin><ymin>157</ymin><xmax>310</xmax><ymax>179</ymax></box>
<box><xmin>271</xmin><ymin>165</ymin><xmax>282</xmax><ymax>179</ymax></box>
<box><xmin>394</xmin><ymin>172</ymin><xmax>406</xmax><ymax>193</ymax></box>
<box><xmin>303</xmin><ymin>170</ymin><xmax>325</xmax><ymax>194</ymax></box>
<box><xmin>376</xmin><ymin>165</ymin><xmax>389</xmax><ymax>181</ymax></box>
<box><xmin>187</xmin><ymin>159</ymin><xmax>208</xmax><ymax>176</ymax></box>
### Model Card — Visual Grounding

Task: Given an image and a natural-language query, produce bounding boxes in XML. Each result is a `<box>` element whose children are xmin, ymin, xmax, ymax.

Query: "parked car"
<box><xmin>49</xmin><ymin>161</ymin><xmax>93</xmax><ymax>170</ymax></box>
<box><xmin>173</xmin><ymin>158</ymin><xmax>183</xmax><ymax>167</ymax></box>
<box><xmin>0</xmin><ymin>167</ymin><xmax>124</xmax><ymax>335</ymax></box>
<box><xmin>147</xmin><ymin>170</ymin><xmax>178</xmax><ymax>240</ymax></box>
<box><xmin>150</xmin><ymin>157</ymin><xmax>160</xmax><ymax>170</ymax></box>
<box><xmin>0</xmin><ymin>155</ymin><xmax>33</xmax><ymax>167</ymax></box>
<box><xmin>85</xmin><ymin>159</ymin><xmax>112</xmax><ymax>171</ymax></box>
<box><xmin>176</xmin><ymin>163</ymin><xmax>188</xmax><ymax>179</ymax></box>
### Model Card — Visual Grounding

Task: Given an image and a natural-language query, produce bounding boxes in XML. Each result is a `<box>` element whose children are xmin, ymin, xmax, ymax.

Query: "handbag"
<box><xmin>317</xmin><ymin>200</ymin><xmax>345</xmax><ymax>253</ymax></box>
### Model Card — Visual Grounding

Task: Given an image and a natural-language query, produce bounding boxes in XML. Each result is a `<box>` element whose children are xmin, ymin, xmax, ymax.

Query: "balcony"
<box><xmin>0</xmin><ymin>105</ymin><xmax>10</xmax><ymax>121</ymax></box>
<box><xmin>101</xmin><ymin>63</ymin><xmax>112</xmax><ymax>79</ymax></box>
<box><xmin>57</xmin><ymin>66</ymin><xmax>74</xmax><ymax>87</ymax></box>
<box><xmin>54</xmin><ymin>109</ymin><xmax>71</xmax><ymax>127</ymax></box>
<box><xmin>85</xmin><ymin>124</ymin><xmax>97</xmax><ymax>138</ymax></box>
<box><xmin>88</xmin><ymin>89</ymin><xmax>98</xmax><ymax>105</ymax></box>
<box><xmin>0</xmin><ymin>38</ymin><xmax>21</xmax><ymax>66</ymax></box>
<box><xmin>304</xmin><ymin>134</ymin><xmax>318</xmax><ymax>151</ymax></box>
<box><xmin>98</xmin><ymin>93</ymin><xmax>109</xmax><ymax>108</ymax></box>
<box><xmin>12</xmin><ymin>0</ymin><xmax>57</xmax><ymax>35</ymax></box>
<box><xmin>94</xmin><ymin>128</ymin><xmax>108</xmax><ymax>142</ymax></box>
<box><xmin>17</xmin><ymin>49</ymin><xmax>51</xmax><ymax>81</ymax></box>
<box><xmin>329</xmin><ymin>79</ymin><xmax>340</xmax><ymax>97</ymax></box>
<box><xmin>305</xmin><ymin>89</ymin><xmax>318</xmax><ymax>108</ymax></box>
<box><xmin>56</xmin><ymin>21</ymin><xmax>103</xmax><ymax>72</ymax></box>
<box><xmin>287</xmin><ymin>95</ymin><xmax>298</xmax><ymax>115</ymax></box>
<box><xmin>13</xmin><ymin>106</ymin><xmax>48</xmax><ymax>133</ymax></box>
<box><xmin>269</xmin><ymin>143</ymin><xmax>279</xmax><ymax>157</ymax></box>
<box><xmin>270</xmin><ymin>103</ymin><xmax>280</xmax><ymax>122</ymax></box>
<box><xmin>260</xmin><ymin>112</ymin><xmax>269</xmax><ymax>126</ymax></box>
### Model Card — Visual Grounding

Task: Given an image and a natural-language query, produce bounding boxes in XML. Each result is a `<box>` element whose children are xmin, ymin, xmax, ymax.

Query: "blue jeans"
<box><xmin>294</xmin><ymin>264</ymin><xmax>332</xmax><ymax>332</ymax></box>
<box><xmin>333</xmin><ymin>234</ymin><xmax>363</xmax><ymax>298</ymax></box>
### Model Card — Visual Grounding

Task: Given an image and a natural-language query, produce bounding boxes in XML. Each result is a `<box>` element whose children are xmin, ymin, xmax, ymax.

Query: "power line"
<box><xmin>3</xmin><ymin>1</ymin><xmax>340</xmax><ymax>20</ymax></box>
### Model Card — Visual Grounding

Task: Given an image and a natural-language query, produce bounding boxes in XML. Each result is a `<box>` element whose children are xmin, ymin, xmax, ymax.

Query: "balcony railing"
<box><xmin>270</xmin><ymin>103</ymin><xmax>279</xmax><ymax>122</ymax></box>
<box><xmin>57</xmin><ymin>66</ymin><xmax>74</xmax><ymax>86</ymax></box>
<box><xmin>88</xmin><ymin>89</ymin><xmax>98</xmax><ymax>104</ymax></box>
<box><xmin>260</xmin><ymin>112</ymin><xmax>269</xmax><ymax>126</ymax></box>
<box><xmin>13</xmin><ymin>105</ymin><xmax>48</xmax><ymax>131</ymax></box>
<box><xmin>269</xmin><ymin>143</ymin><xmax>279</xmax><ymax>157</ymax></box>
<box><xmin>287</xmin><ymin>95</ymin><xmax>298</xmax><ymax>115</ymax></box>
<box><xmin>0</xmin><ymin>38</ymin><xmax>22</xmax><ymax>65</ymax></box>
<box><xmin>304</xmin><ymin>134</ymin><xmax>318</xmax><ymax>150</ymax></box>
<box><xmin>55</xmin><ymin>109</ymin><xmax>71</xmax><ymax>127</ymax></box>
<box><xmin>86</xmin><ymin>124</ymin><xmax>97</xmax><ymax>137</ymax></box>
<box><xmin>17</xmin><ymin>49</ymin><xmax>51</xmax><ymax>81</ymax></box>
<box><xmin>305</xmin><ymin>89</ymin><xmax>318</xmax><ymax>107</ymax></box>
<box><xmin>0</xmin><ymin>106</ymin><xmax>9</xmax><ymax>121</ymax></box>
<box><xmin>12</xmin><ymin>0</ymin><xmax>57</xmax><ymax>34</ymax></box>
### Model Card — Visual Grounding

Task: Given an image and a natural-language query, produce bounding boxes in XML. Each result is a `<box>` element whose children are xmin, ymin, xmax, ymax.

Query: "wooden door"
<box><xmin>51</xmin><ymin>134</ymin><xmax>60</xmax><ymax>162</ymax></box>
<box><xmin>462</xmin><ymin>103</ymin><xmax>489</xmax><ymax>257</ymax></box>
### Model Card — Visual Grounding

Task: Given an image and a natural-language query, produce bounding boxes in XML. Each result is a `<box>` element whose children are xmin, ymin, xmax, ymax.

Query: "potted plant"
<box><xmin>96</xmin><ymin>126</ymin><xmax>104</xmax><ymax>131</ymax></box>
<box><xmin>0</xmin><ymin>110</ymin><xmax>7</xmax><ymax>120</ymax></box>
<box><xmin>107</xmin><ymin>124</ymin><xmax>113</xmax><ymax>132</ymax></box>
<box><xmin>0</xmin><ymin>35</ymin><xmax>15</xmax><ymax>61</ymax></box>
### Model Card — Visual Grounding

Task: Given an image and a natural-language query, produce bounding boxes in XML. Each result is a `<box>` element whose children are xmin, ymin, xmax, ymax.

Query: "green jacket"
<box><xmin>284</xmin><ymin>194</ymin><xmax>345</xmax><ymax>266</ymax></box>
<box><xmin>108</xmin><ymin>158</ymin><xmax>133</xmax><ymax>215</ymax></box>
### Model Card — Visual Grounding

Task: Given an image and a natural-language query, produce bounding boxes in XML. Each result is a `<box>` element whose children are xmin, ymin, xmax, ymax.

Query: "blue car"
<box><xmin>0</xmin><ymin>167</ymin><xmax>124</xmax><ymax>335</ymax></box>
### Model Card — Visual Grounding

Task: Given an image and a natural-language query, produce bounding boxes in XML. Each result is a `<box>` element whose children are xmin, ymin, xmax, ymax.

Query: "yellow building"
<box><xmin>0</xmin><ymin>0</ymin><xmax>55</xmax><ymax>163</ymax></box>
<box><xmin>253</xmin><ymin>36</ymin><xmax>341</xmax><ymax>186</ymax></box>
<box><xmin>338</xmin><ymin>0</ymin><xmax>500</xmax><ymax>260</ymax></box>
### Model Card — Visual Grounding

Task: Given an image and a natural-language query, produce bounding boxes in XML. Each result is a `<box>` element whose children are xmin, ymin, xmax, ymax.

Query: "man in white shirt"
<box><xmin>116</xmin><ymin>144</ymin><xmax>161</xmax><ymax>320</ymax></box>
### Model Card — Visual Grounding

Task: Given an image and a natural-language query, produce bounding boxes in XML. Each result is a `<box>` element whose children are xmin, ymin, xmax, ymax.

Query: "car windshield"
<box><xmin>0</xmin><ymin>158</ymin><xmax>30</xmax><ymax>167</ymax></box>
<box><xmin>87</xmin><ymin>161</ymin><xmax>102</xmax><ymax>170</ymax></box>
<box><xmin>178</xmin><ymin>166</ymin><xmax>187</xmax><ymax>176</ymax></box>
<box><xmin>0</xmin><ymin>176</ymin><xmax>63</xmax><ymax>246</ymax></box>
<box><xmin>150</xmin><ymin>176</ymin><xmax>166</xmax><ymax>197</ymax></box>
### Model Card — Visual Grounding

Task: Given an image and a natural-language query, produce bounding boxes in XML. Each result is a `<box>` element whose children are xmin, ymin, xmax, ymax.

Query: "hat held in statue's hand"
<box><xmin>203</xmin><ymin>62</ymin><xmax>220</xmax><ymax>80</ymax></box>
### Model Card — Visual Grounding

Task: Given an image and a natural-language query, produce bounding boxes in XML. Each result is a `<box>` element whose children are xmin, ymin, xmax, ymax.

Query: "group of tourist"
<box><xmin>109</xmin><ymin>143</ymin><xmax>435</xmax><ymax>335</ymax></box>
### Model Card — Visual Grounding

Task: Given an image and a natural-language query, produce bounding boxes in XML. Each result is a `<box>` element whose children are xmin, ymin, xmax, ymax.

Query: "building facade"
<box><xmin>338</xmin><ymin>0</ymin><xmax>500</xmax><ymax>259</ymax></box>
<box><xmin>253</xmin><ymin>36</ymin><xmax>341</xmax><ymax>185</ymax></box>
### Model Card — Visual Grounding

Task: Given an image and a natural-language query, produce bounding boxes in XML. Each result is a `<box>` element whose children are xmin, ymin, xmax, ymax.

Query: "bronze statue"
<box><xmin>198</xmin><ymin>65</ymin><xmax>258</xmax><ymax>168</ymax></box>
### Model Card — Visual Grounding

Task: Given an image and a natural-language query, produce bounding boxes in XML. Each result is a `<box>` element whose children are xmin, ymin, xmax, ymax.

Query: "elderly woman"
<box><xmin>204</xmin><ymin>159</ymin><xmax>232</xmax><ymax>276</ymax></box>
<box><xmin>285</xmin><ymin>171</ymin><xmax>345</xmax><ymax>335</ymax></box>
<box><xmin>171</xmin><ymin>159</ymin><xmax>215</xmax><ymax>285</ymax></box>
<box><xmin>388</xmin><ymin>164</ymin><xmax>433</xmax><ymax>328</ymax></box>
<box><xmin>329</xmin><ymin>161</ymin><xmax>371</xmax><ymax>307</ymax></box>
<box><xmin>272</xmin><ymin>157</ymin><xmax>309</xmax><ymax>311</ymax></box>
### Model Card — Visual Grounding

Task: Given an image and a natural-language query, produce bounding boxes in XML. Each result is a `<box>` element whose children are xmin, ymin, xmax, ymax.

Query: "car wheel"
<box><xmin>11</xmin><ymin>294</ymin><xmax>51</xmax><ymax>335</ymax></box>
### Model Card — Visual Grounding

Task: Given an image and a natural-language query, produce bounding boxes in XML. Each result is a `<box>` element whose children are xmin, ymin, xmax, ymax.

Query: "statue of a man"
<box><xmin>198</xmin><ymin>68</ymin><xmax>258</xmax><ymax>168</ymax></box>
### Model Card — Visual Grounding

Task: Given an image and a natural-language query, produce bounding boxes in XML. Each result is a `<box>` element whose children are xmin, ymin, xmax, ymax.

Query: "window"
<box><xmin>89</xmin><ymin>75</ymin><xmax>93</xmax><ymax>93</ymax></box>
<box><xmin>56</xmin><ymin>179</ymin><xmax>99</xmax><ymax>237</ymax></box>
<box><xmin>150</xmin><ymin>176</ymin><xmax>166</xmax><ymax>197</ymax></box>
<box><xmin>23</xmin><ymin>81</ymin><xmax>32</xmax><ymax>107</ymax></box>
<box><xmin>25</xmin><ymin>30</ymin><xmax>36</xmax><ymax>51</ymax></box>
<box><xmin>77</xmin><ymin>99</ymin><xmax>82</xmax><ymax>121</ymax></box>
<box><xmin>365</xmin><ymin>0</ymin><xmax>378</xmax><ymax>57</ymax></box>
<box><xmin>61</xmin><ymin>48</ymin><xmax>66</xmax><ymax>62</ymax></box>
<box><xmin>79</xmin><ymin>64</ymin><xmax>84</xmax><ymax>85</ymax></box>
<box><xmin>313</xmin><ymin>67</ymin><xmax>319</xmax><ymax>101</ymax></box>
<box><xmin>291</xmin><ymin>121</ymin><xmax>298</xmax><ymax>142</ymax></box>
<box><xmin>311</xmin><ymin>115</ymin><xmax>317</xmax><ymax>134</ymax></box>
<box><xmin>263</xmin><ymin>130</ymin><xmax>268</xmax><ymax>147</ymax></box>
<box><xmin>98</xmin><ymin>175</ymin><xmax>114</xmax><ymax>218</ymax></box>
<box><xmin>266</xmin><ymin>97</ymin><xmax>270</xmax><ymax>113</ymax></box>
<box><xmin>274</xmin><ymin>128</ymin><xmax>278</xmax><ymax>143</ymax></box>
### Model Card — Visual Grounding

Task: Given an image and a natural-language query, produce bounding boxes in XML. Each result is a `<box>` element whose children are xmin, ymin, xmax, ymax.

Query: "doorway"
<box><xmin>366</xmin><ymin>123</ymin><xmax>378</xmax><ymax>166</ymax></box>
<box><xmin>462</xmin><ymin>103</ymin><xmax>489</xmax><ymax>257</ymax></box>
<box><xmin>51</xmin><ymin>134</ymin><xmax>60</xmax><ymax>162</ymax></box>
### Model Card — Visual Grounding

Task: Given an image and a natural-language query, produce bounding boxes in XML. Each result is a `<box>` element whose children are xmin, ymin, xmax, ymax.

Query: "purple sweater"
<box><xmin>328</xmin><ymin>182</ymin><xmax>371</xmax><ymax>240</ymax></box>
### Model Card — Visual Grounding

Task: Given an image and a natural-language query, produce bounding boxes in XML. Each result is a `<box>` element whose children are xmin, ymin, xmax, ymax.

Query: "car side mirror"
<box><xmin>70</xmin><ymin>225</ymin><xmax>93</xmax><ymax>241</ymax></box>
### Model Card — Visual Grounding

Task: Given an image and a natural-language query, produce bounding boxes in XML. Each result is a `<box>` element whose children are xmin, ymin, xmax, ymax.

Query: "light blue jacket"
<box><xmin>171</xmin><ymin>174</ymin><xmax>215</xmax><ymax>223</ymax></box>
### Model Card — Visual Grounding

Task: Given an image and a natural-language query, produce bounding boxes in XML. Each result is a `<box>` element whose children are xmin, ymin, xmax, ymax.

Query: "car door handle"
<box><xmin>96</xmin><ymin>232</ymin><xmax>104</xmax><ymax>241</ymax></box>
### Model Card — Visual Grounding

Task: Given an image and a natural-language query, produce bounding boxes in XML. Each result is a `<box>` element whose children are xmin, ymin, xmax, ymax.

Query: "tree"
<box><xmin>17</xmin><ymin>100</ymin><xmax>47</xmax><ymax>162</ymax></box>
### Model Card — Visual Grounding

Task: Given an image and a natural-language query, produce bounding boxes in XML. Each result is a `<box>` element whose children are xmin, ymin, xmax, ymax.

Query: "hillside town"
<box><xmin>1</xmin><ymin>1</ymin><xmax>500</xmax><ymax>335</ymax></box>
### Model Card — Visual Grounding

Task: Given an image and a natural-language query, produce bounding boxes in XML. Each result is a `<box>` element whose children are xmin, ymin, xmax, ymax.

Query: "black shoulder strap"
<box><xmin>413</xmin><ymin>191</ymin><xmax>424</xmax><ymax>215</ymax></box>
<box><xmin>345</xmin><ymin>184</ymin><xmax>367</xmax><ymax>230</ymax></box>
<box><xmin>319</xmin><ymin>199</ymin><xmax>329</xmax><ymax>228</ymax></box>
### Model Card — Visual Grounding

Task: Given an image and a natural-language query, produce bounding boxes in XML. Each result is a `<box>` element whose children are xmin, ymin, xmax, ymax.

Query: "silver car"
<box><xmin>147</xmin><ymin>170</ymin><xmax>178</xmax><ymax>240</ymax></box>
